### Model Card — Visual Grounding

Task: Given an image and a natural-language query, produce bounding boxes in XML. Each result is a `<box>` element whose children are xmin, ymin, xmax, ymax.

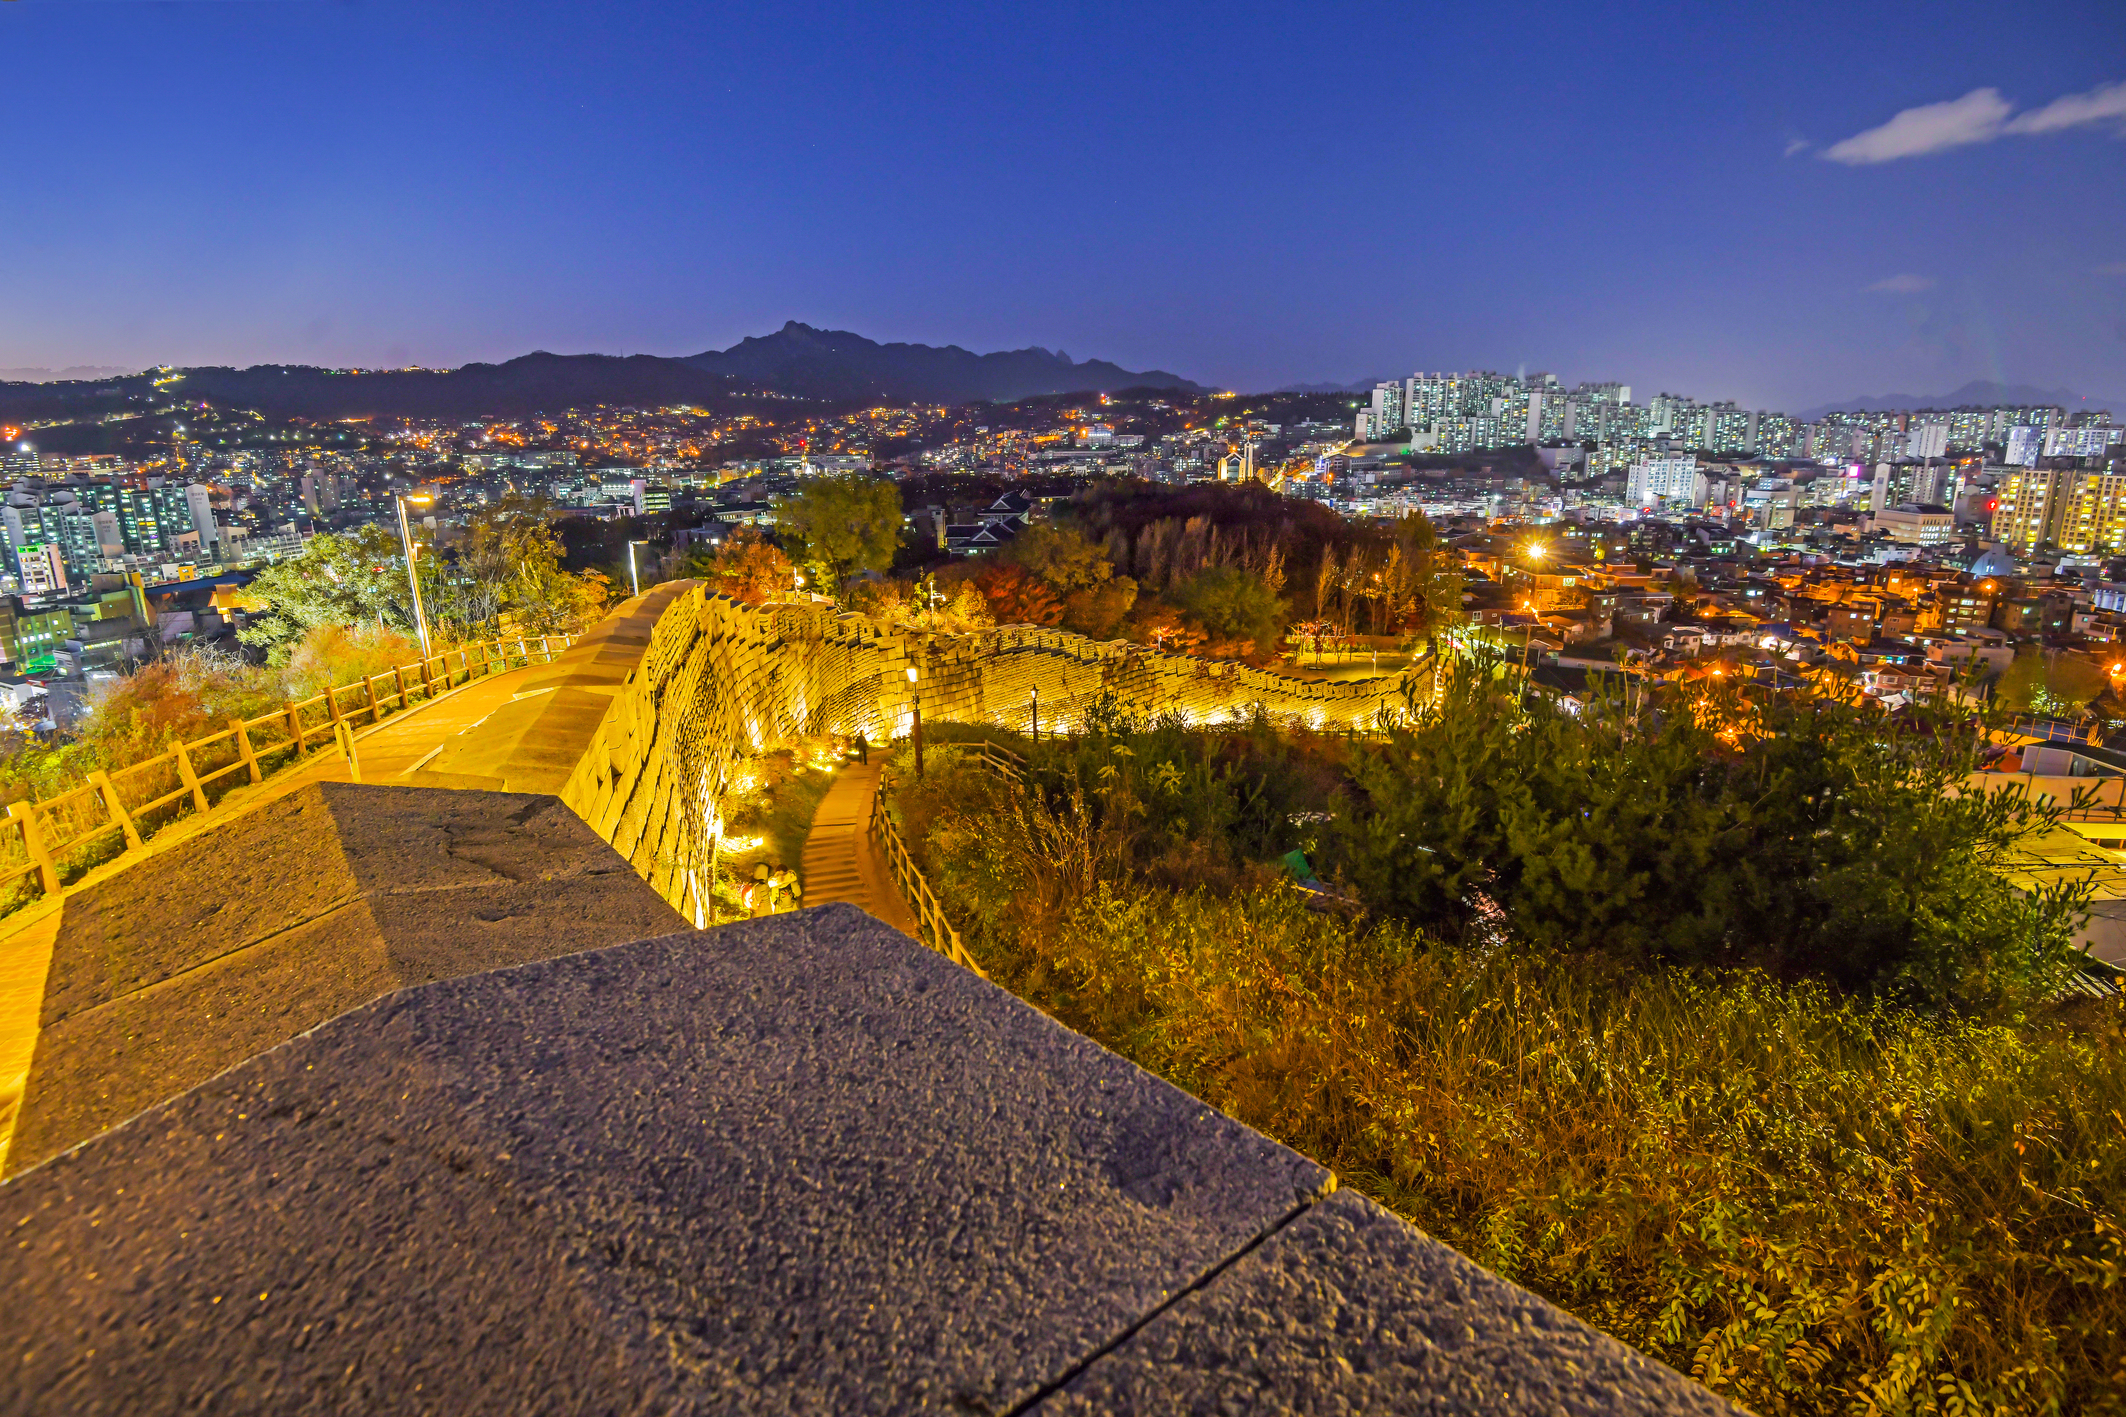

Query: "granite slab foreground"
<box><xmin>8</xmin><ymin>782</ymin><xmax>684</xmax><ymax>1175</ymax></box>
<box><xmin>1</xmin><ymin>904</ymin><xmax>1733</xmax><ymax>1415</ymax></box>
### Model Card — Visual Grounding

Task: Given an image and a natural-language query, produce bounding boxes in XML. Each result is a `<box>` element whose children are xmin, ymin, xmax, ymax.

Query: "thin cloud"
<box><xmin>2100</xmin><ymin>262</ymin><xmax>2126</xmax><ymax>276</ymax></box>
<box><xmin>1824</xmin><ymin>89</ymin><xmax>2010</xmax><ymax>163</ymax></box>
<box><xmin>1826</xmin><ymin>79</ymin><xmax>2126</xmax><ymax>164</ymax></box>
<box><xmin>1867</xmin><ymin>274</ymin><xmax>1936</xmax><ymax>294</ymax></box>
<box><xmin>1782</xmin><ymin>137</ymin><xmax>1811</xmax><ymax>157</ymax></box>
<box><xmin>2005</xmin><ymin>79</ymin><xmax>2126</xmax><ymax>135</ymax></box>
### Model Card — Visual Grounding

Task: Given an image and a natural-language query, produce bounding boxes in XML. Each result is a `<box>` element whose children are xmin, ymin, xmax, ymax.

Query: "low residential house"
<box><xmin>1861</xmin><ymin>662</ymin><xmax>1949</xmax><ymax>702</ymax></box>
<box><xmin>1995</xmin><ymin>598</ymin><xmax>2045</xmax><ymax>635</ymax></box>
<box><xmin>1826</xmin><ymin>603</ymin><xmax>1877</xmax><ymax>641</ymax></box>
<box><xmin>1613</xmin><ymin>592</ymin><xmax>1674</xmax><ymax>630</ymax></box>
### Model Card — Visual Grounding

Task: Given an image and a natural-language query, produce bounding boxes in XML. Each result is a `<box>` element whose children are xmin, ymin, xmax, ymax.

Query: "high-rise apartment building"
<box><xmin>184</xmin><ymin>485</ymin><xmax>219</xmax><ymax>551</ymax></box>
<box><xmin>1945</xmin><ymin>411</ymin><xmax>1992</xmax><ymax>449</ymax></box>
<box><xmin>1755</xmin><ymin>414</ymin><xmax>1798</xmax><ymax>459</ymax></box>
<box><xmin>1627</xmin><ymin>456</ymin><xmax>1702</xmax><ymax>506</ymax></box>
<box><xmin>1708</xmin><ymin>404</ymin><xmax>1757</xmax><ymax>454</ymax></box>
<box><xmin>2004</xmin><ymin>426</ymin><xmax>2044</xmax><ymax>467</ymax></box>
<box><xmin>0</xmin><ymin>473</ymin><xmax>203</xmax><ymax>581</ymax></box>
<box><xmin>1993</xmin><ymin>467</ymin><xmax>2126</xmax><ymax>554</ymax></box>
<box><xmin>2043</xmin><ymin>425</ymin><xmax>2123</xmax><ymax>459</ymax></box>
<box><xmin>1906</xmin><ymin>423</ymin><xmax>1949</xmax><ymax>460</ymax></box>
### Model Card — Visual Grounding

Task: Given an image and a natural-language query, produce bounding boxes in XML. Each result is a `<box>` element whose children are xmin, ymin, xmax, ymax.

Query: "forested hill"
<box><xmin>681</xmin><ymin>321</ymin><xmax>1208</xmax><ymax>404</ymax></box>
<box><xmin>0</xmin><ymin>324</ymin><xmax>1207</xmax><ymax>424</ymax></box>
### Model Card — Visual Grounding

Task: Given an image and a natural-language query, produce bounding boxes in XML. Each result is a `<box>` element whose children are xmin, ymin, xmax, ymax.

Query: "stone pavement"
<box><xmin>799</xmin><ymin>761</ymin><xmax>920</xmax><ymax>936</ymax></box>
<box><xmin>0</xmin><ymin>657</ymin><xmax>549</xmax><ymax>1164</ymax></box>
<box><xmin>5</xmin><ymin>783</ymin><xmax>682</xmax><ymax>1176</ymax></box>
<box><xmin>0</xmin><ymin>905</ymin><xmax>1735</xmax><ymax>1416</ymax></box>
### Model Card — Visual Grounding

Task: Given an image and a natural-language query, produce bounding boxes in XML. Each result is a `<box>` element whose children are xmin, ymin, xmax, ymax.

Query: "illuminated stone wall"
<box><xmin>561</xmin><ymin>586</ymin><xmax>1409</xmax><ymax>923</ymax></box>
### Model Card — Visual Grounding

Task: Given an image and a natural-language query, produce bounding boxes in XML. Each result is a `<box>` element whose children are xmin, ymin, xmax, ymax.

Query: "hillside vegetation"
<box><xmin>885</xmin><ymin>665</ymin><xmax>2123</xmax><ymax>1414</ymax></box>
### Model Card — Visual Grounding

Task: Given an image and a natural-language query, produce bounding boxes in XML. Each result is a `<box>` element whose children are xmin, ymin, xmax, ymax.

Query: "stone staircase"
<box><xmin>798</xmin><ymin>763</ymin><xmax>919</xmax><ymax>936</ymax></box>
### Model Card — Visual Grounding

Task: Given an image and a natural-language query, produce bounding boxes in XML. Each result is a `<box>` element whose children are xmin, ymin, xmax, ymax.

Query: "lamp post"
<box><xmin>627</xmin><ymin>540</ymin><xmax>645</xmax><ymax>599</ymax></box>
<box><xmin>394</xmin><ymin>492</ymin><xmax>433</xmax><ymax>659</ymax></box>
<box><xmin>1030</xmin><ymin>685</ymin><xmax>1039</xmax><ymax>743</ymax></box>
<box><xmin>907</xmin><ymin>665</ymin><xmax>924</xmax><ymax>778</ymax></box>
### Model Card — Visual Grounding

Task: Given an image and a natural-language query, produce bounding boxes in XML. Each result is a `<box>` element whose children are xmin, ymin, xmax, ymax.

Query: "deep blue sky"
<box><xmin>4</xmin><ymin>0</ymin><xmax>2124</xmax><ymax>410</ymax></box>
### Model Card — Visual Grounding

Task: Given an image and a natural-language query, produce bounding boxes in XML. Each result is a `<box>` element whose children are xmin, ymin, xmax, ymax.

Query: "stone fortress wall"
<box><xmin>560</xmin><ymin>584</ymin><xmax>1412</xmax><ymax>924</ymax></box>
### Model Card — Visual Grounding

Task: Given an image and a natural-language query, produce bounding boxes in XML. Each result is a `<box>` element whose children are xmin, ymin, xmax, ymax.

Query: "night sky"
<box><xmin>4</xmin><ymin>0</ymin><xmax>2124</xmax><ymax>409</ymax></box>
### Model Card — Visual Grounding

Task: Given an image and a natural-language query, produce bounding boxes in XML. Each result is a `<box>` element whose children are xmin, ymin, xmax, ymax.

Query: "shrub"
<box><xmin>1337</xmin><ymin>653</ymin><xmax>2089</xmax><ymax>1012</ymax></box>
<box><xmin>278</xmin><ymin>622</ymin><xmax>426</xmax><ymax>702</ymax></box>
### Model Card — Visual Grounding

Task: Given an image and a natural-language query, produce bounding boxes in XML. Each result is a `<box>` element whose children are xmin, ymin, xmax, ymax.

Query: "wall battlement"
<box><xmin>549</xmin><ymin>584</ymin><xmax>1413</xmax><ymax>924</ymax></box>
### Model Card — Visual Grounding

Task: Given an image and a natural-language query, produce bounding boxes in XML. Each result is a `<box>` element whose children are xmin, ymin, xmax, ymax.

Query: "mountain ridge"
<box><xmin>1795</xmin><ymin>379</ymin><xmax>2126</xmax><ymax>422</ymax></box>
<box><xmin>0</xmin><ymin>324</ymin><xmax>1208</xmax><ymax>423</ymax></box>
<box><xmin>681</xmin><ymin>321</ymin><xmax>1207</xmax><ymax>403</ymax></box>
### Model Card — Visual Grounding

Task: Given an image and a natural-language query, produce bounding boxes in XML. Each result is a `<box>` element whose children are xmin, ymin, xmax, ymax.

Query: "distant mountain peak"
<box><xmin>683</xmin><ymin>323</ymin><xmax>1203</xmax><ymax>403</ymax></box>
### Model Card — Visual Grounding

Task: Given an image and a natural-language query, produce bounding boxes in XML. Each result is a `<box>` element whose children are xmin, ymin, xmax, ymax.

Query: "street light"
<box><xmin>627</xmin><ymin>539</ymin><xmax>647</xmax><ymax>599</ymax></box>
<box><xmin>907</xmin><ymin>664</ymin><xmax>924</xmax><ymax>778</ymax></box>
<box><xmin>395</xmin><ymin>492</ymin><xmax>433</xmax><ymax>659</ymax></box>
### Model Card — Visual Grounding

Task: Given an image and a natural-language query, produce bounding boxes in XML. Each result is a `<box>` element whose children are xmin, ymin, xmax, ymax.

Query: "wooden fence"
<box><xmin>0</xmin><ymin>634</ymin><xmax>575</xmax><ymax>915</ymax></box>
<box><xmin>867</xmin><ymin>779</ymin><xmax>984</xmax><ymax>977</ymax></box>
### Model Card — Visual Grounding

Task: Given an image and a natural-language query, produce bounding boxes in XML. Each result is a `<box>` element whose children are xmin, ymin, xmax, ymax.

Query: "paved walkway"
<box><xmin>0</xmin><ymin>659</ymin><xmax>544</xmax><ymax>1165</ymax></box>
<box><xmin>799</xmin><ymin>764</ymin><xmax>920</xmax><ymax>937</ymax></box>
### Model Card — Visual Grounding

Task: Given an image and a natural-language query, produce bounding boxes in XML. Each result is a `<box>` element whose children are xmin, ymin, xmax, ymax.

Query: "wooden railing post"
<box><xmin>392</xmin><ymin>665</ymin><xmax>408</xmax><ymax>710</ymax></box>
<box><xmin>8</xmin><ymin>798</ymin><xmax>58</xmax><ymax>896</ymax></box>
<box><xmin>232</xmin><ymin>718</ymin><xmax>260</xmax><ymax>784</ymax></box>
<box><xmin>90</xmin><ymin>770</ymin><xmax>141</xmax><ymax>850</ymax></box>
<box><xmin>457</xmin><ymin>648</ymin><xmax>470</xmax><ymax>684</ymax></box>
<box><xmin>8</xmin><ymin>802</ymin><xmax>58</xmax><ymax>897</ymax></box>
<box><xmin>284</xmin><ymin>700</ymin><xmax>305</xmax><ymax>755</ymax></box>
<box><xmin>419</xmin><ymin>655</ymin><xmax>435</xmax><ymax>698</ymax></box>
<box><xmin>327</xmin><ymin>685</ymin><xmax>346</xmax><ymax>734</ymax></box>
<box><xmin>363</xmin><ymin>675</ymin><xmax>380</xmax><ymax>724</ymax></box>
<box><xmin>172</xmin><ymin>739</ymin><xmax>209</xmax><ymax>813</ymax></box>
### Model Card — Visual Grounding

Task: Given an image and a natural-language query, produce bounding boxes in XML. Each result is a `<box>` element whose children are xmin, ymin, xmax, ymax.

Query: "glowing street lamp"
<box><xmin>395</xmin><ymin>492</ymin><xmax>434</xmax><ymax>659</ymax></box>
<box><xmin>907</xmin><ymin>664</ymin><xmax>924</xmax><ymax>778</ymax></box>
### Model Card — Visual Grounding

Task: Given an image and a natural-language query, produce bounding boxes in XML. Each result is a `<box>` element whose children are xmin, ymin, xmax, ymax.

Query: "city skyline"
<box><xmin>2</xmin><ymin>0</ymin><xmax>2122</xmax><ymax>409</ymax></box>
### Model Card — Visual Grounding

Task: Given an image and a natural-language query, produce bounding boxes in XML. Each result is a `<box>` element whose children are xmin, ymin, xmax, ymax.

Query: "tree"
<box><xmin>1338</xmin><ymin>654</ymin><xmax>2089</xmax><ymax>1011</ymax></box>
<box><xmin>1002</xmin><ymin>525</ymin><xmax>1113</xmax><ymax>594</ymax></box>
<box><xmin>1396</xmin><ymin>512</ymin><xmax>1464</xmax><ymax>646</ymax></box>
<box><xmin>236</xmin><ymin>526</ymin><xmax>411</xmax><ymax>662</ymax></box>
<box><xmin>975</xmin><ymin>563</ymin><xmax>1065</xmax><ymax>626</ymax></box>
<box><xmin>1996</xmin><ymin>647</ymin><xmax>2107</xmax><ymax>717</ymax></box>
<box><xmin>680</xmin><ymin>527</ymin><xmax>795</xmax><ymax>606</ymax></box>
<box><xmin>430</xmin><ymin>495</ymin><xmax>603</xmax><ymax>637</ymax></box>
<box><xmin>1123</xmin><ymin>601</ymin><xmax>1208</xmax><ymax>654</ymax></box>
<box><xmin>1062</xmin><ymin>576</ymin><xmax>1139</xmax><ymax>639</ymax></box>
<box><xmin>1170</xmin><ymin>565</ymin><xmax>1286</xmax><ymax>658</ymax></box>
<box><xmin>775</xmin><ymin>477</ymin><xmax>903</xmax><ymax>596</ymax></box>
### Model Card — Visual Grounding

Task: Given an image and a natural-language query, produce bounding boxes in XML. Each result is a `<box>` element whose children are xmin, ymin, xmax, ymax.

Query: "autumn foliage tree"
<box><xmin>681</xmin><ymin>528</ymin><xmax>796</xmax><ymax>606</ymax></box>
<box><xmin>974</xmin><ymin>563</ymin><xmax>1065</xmax><ymax>626</ymax></box>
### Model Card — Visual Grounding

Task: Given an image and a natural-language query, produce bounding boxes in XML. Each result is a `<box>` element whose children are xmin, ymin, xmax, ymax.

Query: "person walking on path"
<box><xmin>853</xmin><ymin>732</ymin><xmax>869</xmax><ymax>766</ymax></box>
